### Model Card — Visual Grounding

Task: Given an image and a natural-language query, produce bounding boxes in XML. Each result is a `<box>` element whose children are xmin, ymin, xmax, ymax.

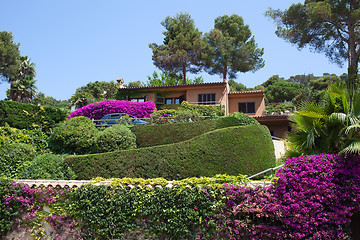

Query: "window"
<box><xmin>165</xmin><ymin>98</ymin><xmax>173</xmax><ymax>105</ymax></box>
<box><xmin>156</xmin><ymin>96</ymin><xmax>165</xmax><ymax>104</ymax></box>
<box><xmin>130</xmin><ymin>98</ymin><xmax>145</xmax><ymax>102</ymax></box>
<box><xmin>174</xmin><ymin>98</ymin><xmax>180</xmax><ymax>104</ymax></box>
<box><xmin>198</xmin><ymin>93</ymin><xmax>216</xmax><ymax>105</ymax></box>
<box><xmin>238</xmin><ymin>102</ymin><xmax>256</xmax><ymax>114</ymax></box>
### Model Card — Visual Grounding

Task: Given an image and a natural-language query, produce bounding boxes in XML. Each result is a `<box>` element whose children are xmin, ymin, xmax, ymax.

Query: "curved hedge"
<box><xmin>65</xmin><ymin>125</ymin><xmax>275</xmax><ymax>180</ymax></box>
<box><xmin>0</xmin><ymin>100</ymin><xmax>67</xmax><ymax>131</ymax></box>
<box><xmin>68</xmin><ymin>100</ymin><xmax>156</xmax><ymax>119</ymax></box>
<box><xmin>132</xmin><ymin>116</ymin><xmax>259</xmax><ymax>148</ymax></box>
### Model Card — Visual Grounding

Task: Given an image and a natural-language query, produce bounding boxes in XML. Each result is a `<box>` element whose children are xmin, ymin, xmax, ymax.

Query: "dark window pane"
<box><xmin>238</xmin><ymin>103</ymin><xmax>247</xmax><ymax>113</ymax></box>
<box><xmin>248</xmin><ymin>102</ymin><xmax>255</xmax><ymax>113</ymax></box>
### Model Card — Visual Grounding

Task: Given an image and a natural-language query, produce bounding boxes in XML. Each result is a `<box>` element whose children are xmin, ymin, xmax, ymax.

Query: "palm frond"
<box><xmin>341</xmin><ymin>140</ymin><xmax>360</xmax><ymax>155</ymax></box>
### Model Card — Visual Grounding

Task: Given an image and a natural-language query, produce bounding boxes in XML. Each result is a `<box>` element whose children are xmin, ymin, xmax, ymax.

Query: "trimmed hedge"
<box><xmin>132</xmin><ymin>116</ymin><xmax>257</xmax><ymax>148</ymax></box>
<box><xmin>0</xmin><ymin>100</ymin><xmax>67</xmax><ymax>131</ymax></box>
<box><xmin>65</xmin><ymin>125</ymin><xmax>275</xmax><ymax>180</ymax></box>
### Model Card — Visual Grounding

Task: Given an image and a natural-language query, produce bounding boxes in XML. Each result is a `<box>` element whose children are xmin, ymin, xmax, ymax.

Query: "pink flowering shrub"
<box><xmin>215</xmin><ymin>154</ymin><xmax>360</xmax><ymax>239</ymax></box>
<box><xmin>1</xmin><ymin>154</ymin><xmax>360</xmax><ymax>239</ymax></box>
<box><xmin>68</xmin><ymin>100</ymin><xmax>156</xmax><ymax>119</ymax></box>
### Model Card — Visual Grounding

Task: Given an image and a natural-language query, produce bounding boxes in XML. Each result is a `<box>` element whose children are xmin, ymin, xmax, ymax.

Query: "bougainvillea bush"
<box><xmin>68</xmin><ymin>100</ymin><xmax>156</xmax><ymax>119</ymax></box>
<box><xmin>1</xmin><ymin>154</ymin><xmax>360</xmax><ymax>239</ymax></box>
<box><xmin>215</xmin><ymin>153</ymin><xmax>360</xmax><ymax>239</ymax></box>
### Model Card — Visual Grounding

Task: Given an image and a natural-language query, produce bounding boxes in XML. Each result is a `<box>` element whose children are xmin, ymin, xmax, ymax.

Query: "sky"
<box><xmin>0</xmin><ymin>0</ymin><xmax>347</xmax><ymax>101</ymax></box>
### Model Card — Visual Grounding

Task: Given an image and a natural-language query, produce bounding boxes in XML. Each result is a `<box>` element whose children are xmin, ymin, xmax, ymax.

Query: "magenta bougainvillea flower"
<box><xmin>68</xmin><ymin>100</ymin><xmax>156</xmax><ymax>119</ymax></box>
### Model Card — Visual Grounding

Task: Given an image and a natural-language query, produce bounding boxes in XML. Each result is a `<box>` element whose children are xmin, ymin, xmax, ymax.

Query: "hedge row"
<box><xmin>132</xmin><ymin>115</ymin><xmax>257</xmax><ymax>148</ymax></box>
<box><xmin>2</xmin><ymin>154</ymin><xmax>360</xmax><ymax>239</ymax></box>
<box><xmin>65</xmin><ymin>125</ymin><xmax>275</xmax><ymax>180</ymax></box>
<box><xmin>0</xmin><ymin>100</ymin><xmax>67</xmax><ymax>131</ymax></box>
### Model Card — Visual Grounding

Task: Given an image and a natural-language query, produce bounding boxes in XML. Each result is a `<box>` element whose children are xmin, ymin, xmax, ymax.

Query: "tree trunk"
<box><xmin>347</xmin><ymin>20</ymin><xmax>359</xmax><ymax>96</ymax></box>
<box><xmin>182</xmin><ymin>66</ymin><xmax>187</xmax><ymax>84</ymax></box>
<box><xmin>222</xmin><ymin>67</ymin><xmax>228</xmax><ymax>83</ymax></box>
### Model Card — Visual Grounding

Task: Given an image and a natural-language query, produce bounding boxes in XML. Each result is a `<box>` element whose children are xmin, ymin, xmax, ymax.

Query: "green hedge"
<box><xmin>132</xmin><ymin>116</ymin><xmax>256</xmax><ymax>148</ymax></box>
<box><xmin>0</xmin><ymin>100</ymin><xmax>67</xmax><ymax>131</ymax></box>
<box><xmin>65</xmin><ymin>125</ymin><xmax>275</xmax><ymax>180</ymax></box>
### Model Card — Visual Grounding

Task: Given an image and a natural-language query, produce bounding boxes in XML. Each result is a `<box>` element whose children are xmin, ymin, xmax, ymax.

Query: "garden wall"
<box><xmin>65</xmin><ymin>125</ymin><xmax>276</xmax><ymax>180</ymax></box>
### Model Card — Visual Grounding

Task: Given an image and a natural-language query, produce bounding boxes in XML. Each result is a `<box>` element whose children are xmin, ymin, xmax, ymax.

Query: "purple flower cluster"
<box><xmin>215</xmin><ymin>154</ymin><xmax>360</xmax><ymax>239</ymax></box>
<box><xmin>68</xmin><ymin>100</ymin><xmax>156</xmax><ymax>119</ymax></box>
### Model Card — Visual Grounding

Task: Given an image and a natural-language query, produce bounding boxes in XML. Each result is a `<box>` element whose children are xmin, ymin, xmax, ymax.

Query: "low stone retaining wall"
<box><xmin>15</xmin><ymin>179</ymin><xmax>272</xmax><ymax>188</ymax></box>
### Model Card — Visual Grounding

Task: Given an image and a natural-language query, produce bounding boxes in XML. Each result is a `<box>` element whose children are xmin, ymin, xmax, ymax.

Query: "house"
<box><xmin>117</xmin><ymin>80</ymin><xmax>289</xmax><ymax>139</ymax></box>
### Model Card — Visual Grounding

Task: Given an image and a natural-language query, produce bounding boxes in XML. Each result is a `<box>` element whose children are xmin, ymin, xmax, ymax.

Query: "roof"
<box><xmin>118</xmin><ymin>82</ymin><xmax>227</xmax><ymax>91</ymax></box>
<box><xmin>229</xmin><ymin>90</ymin><xmax>264</xmax><ymax>95</ymax></box>
<box><xmin>253</xmin><ymin>114</ymin><xmax>290</xmax><ymax>120</ymax></box>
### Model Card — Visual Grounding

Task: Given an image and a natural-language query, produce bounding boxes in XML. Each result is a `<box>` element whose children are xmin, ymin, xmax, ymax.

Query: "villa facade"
<box><xmin>117</xmin><ymin>81</ymin><xmax>289</xmax><ymax>139</ymax></box>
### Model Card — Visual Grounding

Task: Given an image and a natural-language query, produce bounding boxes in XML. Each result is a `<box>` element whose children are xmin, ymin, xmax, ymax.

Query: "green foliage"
<box><xmin>266</xmin><ymin>1</ymin><xmax>360</xmax><ymax>90</ymax></box>
<box><xmin>65</xmin><ymin>125</ymin><xmax>276</xmax><ymax>180</ymax></box>
<box><xmin>94</xmin><ymin>125</ymin><xmax>137</xmax><ymax>153</ymax></box>
<box><xmin>149</xmin><ymin>12</ymin><xmax>206</xmax><ymax>83</ymax></box>
<box><xmin>69</xmin><ymin>80</ymin><xmax>117</xmax><ymax>109</ymax></box>
<box><xmin>0</xmin><ymin>31</ymin><xmax>20</xmax><ymax>82</ymax></box>
<box><xmin>180</xmin><ymin>101</ymin><xmax>224</xmax><ymax>117</ymax></box>
<box><xmin>32</xmin><ymin>92</ymin><xmax>71</xmax><ymax>111</ymax></box>
<box><xmin>0</xmin><ymin>100</ymin><xmax>67</xmax><ymax>131</ymax></box>
<box><xmin>265</xmin><ymin>80</ymin><xmax>302</xmax><ymax>103</ymax></box>
<box><xmin>19</xmin><ymin>153</ymin><xmax>76</xmax><ymax>180</ymax></box>
<box><xmin>265</xmin><ymin>102</ymin><xmax>295</xmax><ymax>114</ymax></box>
<box><xmin>0</xmin><ymin>143</ymin><xmax>37</xmax><ymax>178</ymax></box>
<box><xmin>203</xmin><ymin>14</ymin><xmax>264</xmax><ymax>81</ymax></box>
<box><xmin>146</xmin><ymin>70</ymin><xmax>204</xmax><ymax>86</ymax></box>
<box><xmin>49</xmin><ymin>116</ymin><xmax>96</xmax><ymax>155</ymax></box>
<box><xmin>70</xmin><ymin>184</ymin><xmax>217</xmax><ymax>239</ymax></box>
<box><xmin>228</xmin><ymin>79</ymin><xmax>247</xmax><ymax>92</ymax></box>
<box><xmin>0</xmin><ymin>124</ymin><xmax>49</xmax><ymax>153</ymax></box>
<box><xmin>132</xmin><ymin>116</ymin><xmax>245</xmax><ymax>148</ymax></box>
<box><xmin>228</xmin><ymin>112</ymin><xmax>260</xmax><ymax>126</ymax></box>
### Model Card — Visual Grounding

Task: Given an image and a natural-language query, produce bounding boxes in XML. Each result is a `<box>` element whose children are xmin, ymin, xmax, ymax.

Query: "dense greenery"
<box><xmin>145</xmin><ymin>71</ymin><xmax>204</xmax><ymax>86</ymax></box>
<box><xmin>69</xmin><ymin>80</ymin><xmax>117</xmax><ymax>109</ymax></box>
<box><xmin>2</xmin><ymin>154</ymin><xmax>360</xmax><ymax>239</ymax></box>
<box><xmin>149</xmin><ymin>13</ymin><xmax>206</xmax><ymax>83</ymax></box>
<box><xmin>0</xmin><ymin>31</ymin><xmax>20</xmax><ymax>82</ymax></box>
<box><xmin>49</xmin><ymin>116</ymin><xmax>137</xmax><ymax>155</ymax></box>
<box><xmin>203</xmin><ymin>14</ymin><xmax>264</xmax><ymax>81</ymax></box>
<box><xmin>133</xmin><ymin>115</ymin><xmax>257</xmax><ymax>148</ymax></box>
<box><xmin>266</xmin><ymin>1</ymin><xmax>360</xmax><ymax>91</ymax></box>
<box><xmin>19</xmin><ymin>153</ymin><xmax>76</xmax><ymax>180</ymax></box>
<box><xmin>93</xmin><ymin>125</ymin><xmax>136</xmax><ymax>153</ymax></box>
<box><xmin>0</xmin><ymin>100</ymin><xmax>68</xmax><ymax>131</ymax></box>
<box><xmin>65</xmin><ymin>125</ymin><xmax>275</xmax><ymax>180</ymax></box>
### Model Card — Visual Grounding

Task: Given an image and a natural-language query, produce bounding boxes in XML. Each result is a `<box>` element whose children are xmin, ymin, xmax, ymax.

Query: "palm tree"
<box><xmin>288</xmin><ymin>83</ymin><xmax>355</xmax><ymax>155</ymax></box>
<box><xmin>8</xmin><ymin>75</ymin><xmax>37</xmax><ymax>103</ymax></box>
<box><xmin>8</xmin><ymin>56</ymin><xmax>37</xmax><ymax>102</ymax></box>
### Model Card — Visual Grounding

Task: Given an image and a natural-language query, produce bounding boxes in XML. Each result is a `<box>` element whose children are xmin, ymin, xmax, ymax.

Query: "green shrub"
<box><xmin>0</xmin><ymin>124</ymin><xmax>49</xmax><ymax>153</ymax></box>
<box><xmin>228</xmin><ymin>112</ymin><xmax>260</xmax><ymax>126</ymax></box>
<box><xmin>94</xmin><ymin>125</ymin><xmax>136</xmax><ymax>153</ymax></box>
<box><xmin>19</xmin><ymin>153</ymin><xmax>76</xmax><ymax>180</ymax></box>
<box><xmin>66</xmin><ymin>125</ymin><xmax>275</xmax><ymax>180</ymax></box>
<box><xmin>180</xmin><ymin>101</ymin><xmax>224</xmax><ymax>116</ymax></box>
<box><xmin>132</xmin><ymin>116</ymin><xmax>245</xmax><ymax>148</ymax></box>
<box><xmin>0</xmin><ymin>143</ymin><xmax>37</xmax><ymax>178</ymax></box>
<box><xmin>0</xmin><ymin>100</ymin><xmax>67</xmax><ymax>131</ymax></box>
<box><xmin>49</xmin><ymin>116</ymin><xmax>96</xmax><ymax>154</ymax></box>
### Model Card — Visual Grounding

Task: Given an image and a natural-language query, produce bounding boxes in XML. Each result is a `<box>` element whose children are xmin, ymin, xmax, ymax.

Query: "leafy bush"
<box><xmin>228</xmin><ymin>112</ymin><xmax>260</xmax><ymax>125</ymax></box>
<box><xmin>19</xmin><ymin>154</ymin><xmax>76</xmax><ymax>180</ymax></box>
<box><xmin>65</xmin><ymin>125</ymin><xmax>276</xmax><ymax>180</ymax></box>
<box><xmin>265</xmin><ymin>102</ymin><xmax>295</xmax><ymax>114</ymax></box>
<box><xmin>0</xmin><ymin>100</ymin><xmax>68</xmax><ymax>131</ymax></box>
<box><xmin>49</xmin><ymin>116</ymin><xmax>96</xmax><ymax>154</ymax></box>
<box><xmin>0</xmin><ymin>124</ymin><xmax>49</xmax><ymax>153</ymax></box>
<box><xmin>68</xmin><ymin>100</ymin><xmax>156</xmax><ymax>119</ymax></box>
<box><xmin>132</xmin><ymin>116</ymin><xmax>247</xmax><ymax>148</ymax></box>
<box><xmin>180</xmin><ymin>101</ymin><xmax>224</xmax><ymax>116</ymax></box>
<box><xmin>94</xmin><ymin>125</ymin><xmax>136</xmax><ymax>153</ymax></box>
<box><xmin>0</xmin><ymin>143</ymin><xmax>37</xmax><ymax>178</ymax></box>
